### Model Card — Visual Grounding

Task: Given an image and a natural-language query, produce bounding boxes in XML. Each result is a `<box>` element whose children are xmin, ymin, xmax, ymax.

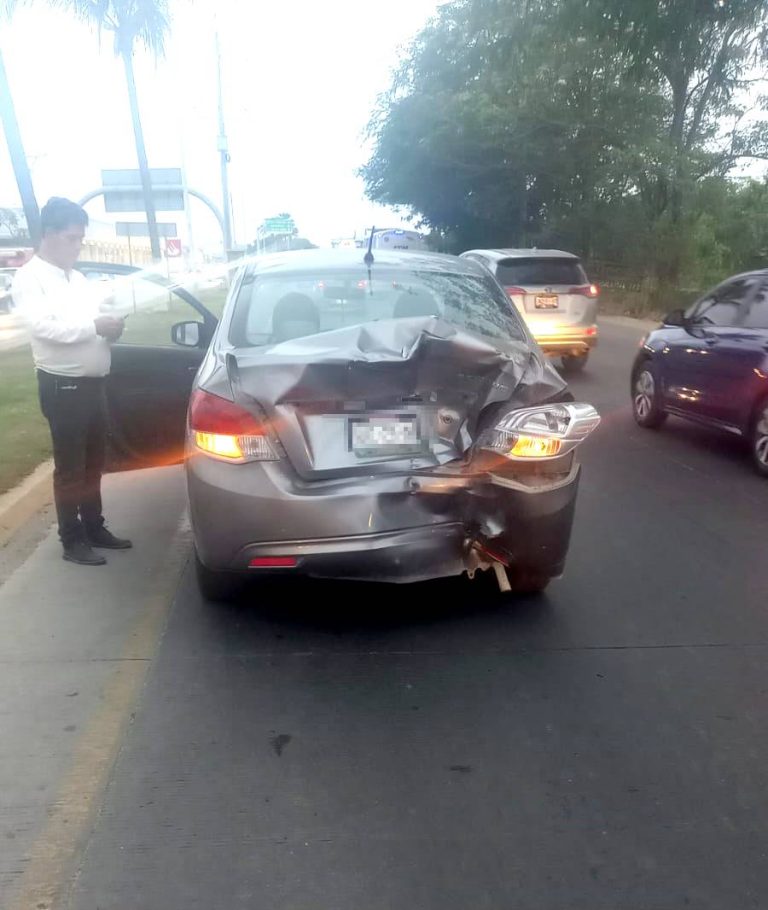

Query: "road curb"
<box><xmin>0</xmin><ymin>460</ymin><xmax>54</xmax><ymax>548</ymax></box>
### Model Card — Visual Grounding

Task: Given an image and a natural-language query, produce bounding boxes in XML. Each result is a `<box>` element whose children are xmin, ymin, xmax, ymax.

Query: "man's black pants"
<box><xmin>37</xmin><ymin>370</ymin><xmax>107</xmax><ymax>546</ymax></box>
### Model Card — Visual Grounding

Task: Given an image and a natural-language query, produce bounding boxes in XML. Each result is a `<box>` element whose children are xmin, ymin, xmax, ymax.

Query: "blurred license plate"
<box><xmin>535</xmin><ymin>295</ymin><xmax>559</xmax><ymax>309</ymax></box>
<box><xmin>350</xmin><ymin>416</ymin><xmax>421</xmax><ymax>455</ymax></box>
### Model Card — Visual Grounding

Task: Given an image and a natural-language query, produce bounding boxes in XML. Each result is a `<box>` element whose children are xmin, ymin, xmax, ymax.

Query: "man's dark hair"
<box><xmin>40</xmin><ymin>197</ymin><xmax>89</xmax><ymax>235</ymax></box>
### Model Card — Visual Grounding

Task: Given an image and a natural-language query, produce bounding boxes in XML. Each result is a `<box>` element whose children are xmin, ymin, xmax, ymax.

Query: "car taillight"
<box><xmin>479</xmin><ymin>403</ymin><xmax>601</xmax><ymax>461</ymax></box>
<box><xmin>504</xmin><ymin>286</ymin><xmax>526</xmax><ymax>297</ymax></box>
<box><xmin>188</xmin><ymin>389</ymin><xmax>278</xmax><ymax>462</ymax></box>
<box><xmin>569</xmin><ymin>284</ymin><xmax>599</xmax><ymax>298</ymax></box>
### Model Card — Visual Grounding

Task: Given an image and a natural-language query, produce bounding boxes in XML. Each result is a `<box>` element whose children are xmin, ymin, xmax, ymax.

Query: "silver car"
<box><xmin>460</xmin><ymin>249</ymin><xmax>599</xmax><ymax>372</ymax></box>
<box><xmin>89</xmin><ymin>252</ymin><xmax>600</xmax><ymax>601</ymax></box>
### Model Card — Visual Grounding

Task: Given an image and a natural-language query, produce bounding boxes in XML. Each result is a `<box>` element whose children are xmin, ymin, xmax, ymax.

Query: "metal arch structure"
<box><xmin>77</xmin><ymin>186</ymin><xmax>227</xmax><ymax>246</ymax></box>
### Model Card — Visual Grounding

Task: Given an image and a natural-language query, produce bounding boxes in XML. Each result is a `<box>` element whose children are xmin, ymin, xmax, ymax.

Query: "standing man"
<box><xmin>12</xmin><ymin>197</ymin><xmax>132</xmax><ymax>566</ymax></box>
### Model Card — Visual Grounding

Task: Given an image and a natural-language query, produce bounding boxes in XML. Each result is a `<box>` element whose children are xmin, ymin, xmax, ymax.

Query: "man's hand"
<box><xmin>94</xmin><ymin>315</ymin><xmax>125</xmax><ymax>342</ymax></box>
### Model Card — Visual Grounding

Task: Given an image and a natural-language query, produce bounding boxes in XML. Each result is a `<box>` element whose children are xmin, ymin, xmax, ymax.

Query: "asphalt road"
<box><xmin>3</xmin><ymin>317</ymin><xmax>768</xmax><ymax>910</ymax></box>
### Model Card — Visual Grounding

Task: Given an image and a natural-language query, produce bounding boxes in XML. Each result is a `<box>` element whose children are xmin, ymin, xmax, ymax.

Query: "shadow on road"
<box><xmin>191</xmin><ymin>569</ymin><xmax>565</xmax><ymax>651</ymax></box>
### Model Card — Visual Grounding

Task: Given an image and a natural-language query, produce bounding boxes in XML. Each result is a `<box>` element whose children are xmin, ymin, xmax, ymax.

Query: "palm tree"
<box><xmin>1</xmin><ymin>0</ymin><xmax>169</xmax><ymax>258</ymax></box>
<box><xmin>0</xmin><ymin>2</ymin><xmax>41</xmax><ymax>243</ymax></box>
<box><xmin>71</xmin><ymin>0</ymin><xmax>170</xmax><ymax>261</ymax></box>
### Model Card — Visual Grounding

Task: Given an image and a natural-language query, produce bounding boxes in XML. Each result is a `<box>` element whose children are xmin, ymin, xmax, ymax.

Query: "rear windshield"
<box><xmin>229</xmin><ymin>268</ymin><xmax>526</xmax><ymax>347</ymax></box>
<box><xmin>496</xmin><ymin>258</ymin><xmax>587</xmax><ymax>287</ymax></box>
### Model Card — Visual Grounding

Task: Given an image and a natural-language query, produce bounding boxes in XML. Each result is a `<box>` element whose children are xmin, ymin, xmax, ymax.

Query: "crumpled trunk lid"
<box><xmin>227</xmin><ymin>316</ymin><xmax>568</xmax><ymax>480</ymax></box>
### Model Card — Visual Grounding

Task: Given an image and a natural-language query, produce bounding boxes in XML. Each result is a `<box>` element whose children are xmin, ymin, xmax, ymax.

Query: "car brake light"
<box><xmin>249</xmin><ymin>556</ymin><xmax>297</xmax><ymax>568</ymax></box>
<box><xmin>504</xmin><ymin>286</ymin><xmax>526</xmax><ymax>297</ymax></box>
<box><xmin>189</xmin><ymin>389</ymin><xmax>278</xmax><ymax>462</ymax></box>
<box><xmin>569</xmin><ymin>284</ymin><xmax>599</xmax><ymax>298</ymax></box>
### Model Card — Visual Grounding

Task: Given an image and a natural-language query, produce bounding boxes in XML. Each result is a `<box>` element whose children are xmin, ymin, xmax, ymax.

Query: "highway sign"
<box><xmin>103</xmin><ymin>168</ymin><xmax>184</xmax><ymax>213</ymax></box>
<box><xmin>260</xmin><ymin>215</ymin><xmax>296</xmax><ymax>236</ymax></box>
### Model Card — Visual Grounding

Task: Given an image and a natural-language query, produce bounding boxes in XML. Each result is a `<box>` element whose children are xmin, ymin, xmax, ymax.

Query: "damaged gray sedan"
<box><xmin>177</xmin><ymin>249</ymin><xmax>599</xmax><ymax>600</ymax></box>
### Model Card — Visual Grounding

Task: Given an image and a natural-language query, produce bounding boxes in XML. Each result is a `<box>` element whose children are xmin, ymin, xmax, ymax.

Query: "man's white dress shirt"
<box><xmin>12</xmin><ymin>256</ymin><xmax>112</xmax><ymax>377</ymax></box>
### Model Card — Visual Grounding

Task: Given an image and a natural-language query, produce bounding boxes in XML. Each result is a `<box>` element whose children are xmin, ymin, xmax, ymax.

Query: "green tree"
<box><xmin>1</xmin><ymin>0</ymin><xmax>171</xmax><ymax>258</ymax></box>
<box><xmin>69</xmin><ymin>0</ymin><xmax>170</xmax><ymax>261</ymax></box>
<box><xmin>0</xmin><ymin>204</ymin><xmax>25</xmax><ymax>237</ymax></box>
<box><xmin>364</xmin><ymin>0</ymin><xmax>768</xmax><ymax>300</ymax></box>
<box><xmin>564</xmin><ymin>0</ymin><xmax>768</xmax><ymax>285</ymax></box>
<box><xmin>363</xmin><ymin>0</ymin><xmax>662</xmax><ymax>253</ymax></box>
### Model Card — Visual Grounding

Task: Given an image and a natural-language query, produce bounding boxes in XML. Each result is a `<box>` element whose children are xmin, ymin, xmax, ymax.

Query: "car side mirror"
<box><xmin>172</xmin><ymin>321</ymin><xmax>203</xmax><ymax>347</ymax></box>
<box><xmin>663</xmin><ymin>308</ymin><xmax>686</xmax><ymax>327</ymax></box>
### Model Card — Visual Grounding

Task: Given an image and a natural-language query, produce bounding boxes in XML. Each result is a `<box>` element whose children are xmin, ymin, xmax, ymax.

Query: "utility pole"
<box><xmin>179</xmin><ymin>126</ymin><xmax>196</xmax><ymax>268</ymax></box>
<box><xmin>215</xmin><ymin>32</ymin><xmax>233</xmax><ymax>256</ymax></box>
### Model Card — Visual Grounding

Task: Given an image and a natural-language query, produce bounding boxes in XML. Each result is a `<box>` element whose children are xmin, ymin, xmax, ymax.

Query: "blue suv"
<box><xmin>631</xmin><ymin>270</ymin><xmax>768</xmax><ymax>476</ymax></box>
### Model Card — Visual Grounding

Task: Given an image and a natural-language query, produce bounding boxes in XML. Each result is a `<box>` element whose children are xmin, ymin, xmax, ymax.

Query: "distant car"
<box><xmin>631</xmin><ymin>270</ymin><xmax>768</xmax><ymax>476</ymax></box>
<box><xmin>369</xmin><ymin>229</ymin><xmax>427</xmax><ymax>252</ymax></box>
<box><xmin>460</xmin><ymin>249</ymin><xmax>599</xmax><ymax>372</ymax></box>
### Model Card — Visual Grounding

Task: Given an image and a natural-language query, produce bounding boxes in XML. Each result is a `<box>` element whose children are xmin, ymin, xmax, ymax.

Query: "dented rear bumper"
<box><xmin>189</xmin><ymin>454</ymin><xmax>579</xmax><ymax>583</ymax></box>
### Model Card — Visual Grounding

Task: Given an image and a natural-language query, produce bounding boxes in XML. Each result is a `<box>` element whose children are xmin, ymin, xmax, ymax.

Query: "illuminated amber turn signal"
<box><xmin>194</xmin><ymin>432</ymin><xmax>244</xmax><ymax>459</ymax></box>
<box><xmin>509</xmin><ymin>435</ymin><xmax>563</xmax><ymax>458</ymax></box>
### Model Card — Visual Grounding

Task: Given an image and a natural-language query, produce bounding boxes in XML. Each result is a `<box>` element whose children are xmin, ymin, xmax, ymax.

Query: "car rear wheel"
<box><xmin>633</xmin><ymin>364</ymin><xmax>667</xmax><ymax>429</ymax></box>
<box><xmin>750</xmin><ymin>399</ymin><xmax>768</xmax><ymax>477</ymax></box>
<box><xmin>561</xmin><ymin>352</ymin><xmax>589</xmax><ymax>373</ymax></box>
<box><xmin>195</xmin><ymin>552</ymin><xmax>244</xmax><ymax>602</ymax></box>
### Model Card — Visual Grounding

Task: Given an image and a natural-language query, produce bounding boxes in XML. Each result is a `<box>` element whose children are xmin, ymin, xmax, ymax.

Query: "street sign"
<box><xmin>165</xmin><ymin>238</ymin><xmax>182</xmax><ymax>258</ymax></box>
<box><xmin>103</xmin><ymin>168</ymin><xmax>184</xmax><ymax>213</ymax></box>
<box><xmin>116</xmin><ymin>222</ymin><xmax>178</xmax><ymax>238</ymax></box>
<box><xmin>260</xmin><ymin>215</ymin><xmax>296</xmax><ymax>236</ymax></box>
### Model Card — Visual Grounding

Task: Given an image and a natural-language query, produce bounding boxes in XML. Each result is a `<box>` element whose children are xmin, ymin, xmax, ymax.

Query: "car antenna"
<box><xmin>363</xmin><ymin>226</ymin><xmax>375</xmax><ymax>293</ymax></box>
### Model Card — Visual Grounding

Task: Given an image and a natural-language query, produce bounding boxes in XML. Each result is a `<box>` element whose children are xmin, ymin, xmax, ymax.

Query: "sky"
<box><xmin>0</xmin><ymin>0</ymin><xmax>444</xmax><ymax>252</ymax></box>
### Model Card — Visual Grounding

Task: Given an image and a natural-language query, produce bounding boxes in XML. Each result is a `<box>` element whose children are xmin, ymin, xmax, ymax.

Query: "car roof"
<box><xmin>245</xmin><ymin>248</ymin><xmax>488</xmax><ymax>277</ymax></box>
<box><xmin>461</xmin><ymin>248</ymin><xmax>580</xmax><ymax>262</ymax></box>
<box><xmin>713</xmin><ymin>268</ymin><xmax>768</xmax><ymax>285</ymax></box>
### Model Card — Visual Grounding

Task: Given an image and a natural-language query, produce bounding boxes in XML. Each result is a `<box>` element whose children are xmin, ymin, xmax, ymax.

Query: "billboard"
<box><xmin>103</xmin><ymin>168</ymin><xmax>184</xmax><ymax>213</ymax></box>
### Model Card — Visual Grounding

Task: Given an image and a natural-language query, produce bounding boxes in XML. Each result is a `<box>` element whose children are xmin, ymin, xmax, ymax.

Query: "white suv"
<box><xmin>460</xmin><ymin>249</ymin><xmax>598</xmax><ymax>372</ymax></box>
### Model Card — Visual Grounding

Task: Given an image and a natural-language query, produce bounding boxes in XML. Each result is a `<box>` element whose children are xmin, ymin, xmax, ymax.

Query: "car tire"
<box><xmin>195</xmin><ymin>552</ymin><xmax>244</xmax><ymax>602</ymax></box>
<box><xmin>632</xmin><ymin>363</ymin><xmax>667</xmax><ymax>429</ymax></box>
<box><xmin>749</xmin><ymin>398</ymin><xmax>768</xmax><ymax>478</ymax></box>
<box><xmin>561</xmin><ymin>352</ymin><xmax>589</xmax><ymax>373</ymax></box>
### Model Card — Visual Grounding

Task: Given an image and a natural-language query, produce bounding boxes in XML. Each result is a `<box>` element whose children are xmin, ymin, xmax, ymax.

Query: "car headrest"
<box><xmin>272</xmin><ymin>293</ymin><xmax>320</xmax><ymax>342</ymax></box>
<box><xmin>393</xmin><ymin>290</ymin><xmax>438</xmax><ymax>319</ymax></box>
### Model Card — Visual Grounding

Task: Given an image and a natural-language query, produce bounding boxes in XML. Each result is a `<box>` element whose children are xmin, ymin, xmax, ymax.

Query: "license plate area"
<box><xmin>535</xmin><ymin>295</ymin><xmax>559</xmax><ymax>309</ymax></box>
<box><xmin>349</xmin><ymin>415</ymin><xmax>422</xmax><ymax>457</ymax></box>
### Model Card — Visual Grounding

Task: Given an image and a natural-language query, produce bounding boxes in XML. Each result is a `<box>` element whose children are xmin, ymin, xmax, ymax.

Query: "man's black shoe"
<box><xmin>63</xmin><ymin>541</ymin><xmax>107</xmax><ymax>566</ymax></box>
<box><xmin>86</xmin><ymin>527</ymin><xmax>133</xmax><ymax>550</ymax></box>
